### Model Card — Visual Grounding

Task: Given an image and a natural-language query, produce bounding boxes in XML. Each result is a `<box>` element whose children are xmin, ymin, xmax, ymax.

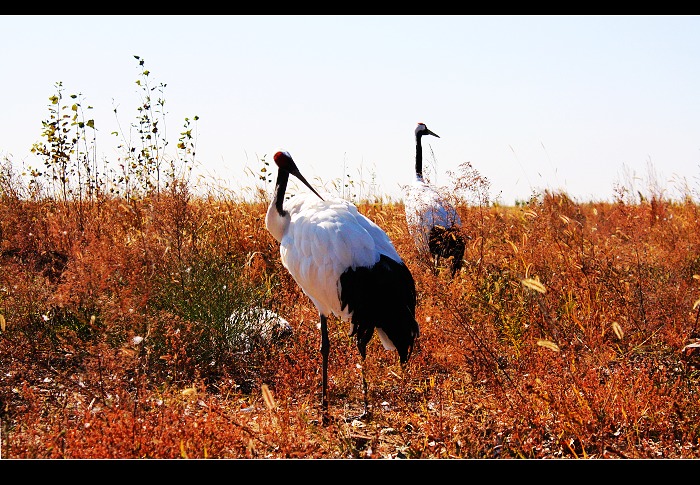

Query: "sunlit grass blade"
<box><xmin>611</xmin><ymin>321</ymin><xmax>624</xmax><ymax>340</ymax></box>
<box><xmin>522</xmin><ymin>278</ymin><xmax>547</xmax><ymax>294</ymax></box>
<box><xmin>537</xmin><ymin>340</ymin><xmax>560</xmax><ymax>352</ymax></box>
<box><xmin>262</xmin><ymin>383</ymin><xmax>276</xmax><ymax>410</ymax></box>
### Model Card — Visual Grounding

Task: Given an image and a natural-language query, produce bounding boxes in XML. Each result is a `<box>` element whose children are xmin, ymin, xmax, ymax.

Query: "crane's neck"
<box><xmin>265</xmin><ymin>170</ymin><xmax>291</xmax><ymax>243</ymax></box>
<box><xmin>415</xmin><ymin>134</ymin><xmax>424</xmax><ymax>182</ymax></box>
<box><xmin>274</xmin><ymin>170</ymin><xmax>289</xmax><ymax>215</ymax></box>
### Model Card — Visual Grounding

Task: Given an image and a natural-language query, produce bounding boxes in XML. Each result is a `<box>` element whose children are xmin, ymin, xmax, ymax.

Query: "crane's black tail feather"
<box><xmin>428</xmin><ymin>225</ymin><xmax>466</xmax><ymax>277</ymax></box>
<box><xmin>339</xmin><ymin>254</ymin><xmax>419</xmax><ymax>364</ymax></box>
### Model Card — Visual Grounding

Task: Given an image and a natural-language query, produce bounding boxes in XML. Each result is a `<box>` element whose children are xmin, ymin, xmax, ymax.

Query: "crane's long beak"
<box><xmin>290</xmin><ymin>167</ymin><xmax>325</xmax><ymax>201</ymax></box>
<box><xmin>426</xmin><ymin>128</ymin><xmax>440</xmax><ymax>138</ymax></box>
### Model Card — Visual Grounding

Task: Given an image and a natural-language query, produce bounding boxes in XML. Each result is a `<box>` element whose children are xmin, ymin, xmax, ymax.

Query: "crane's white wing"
<box><xmin>280</xmin><ymin>193</ymin><xmax>401</xmax><ymax>318</ymax></box>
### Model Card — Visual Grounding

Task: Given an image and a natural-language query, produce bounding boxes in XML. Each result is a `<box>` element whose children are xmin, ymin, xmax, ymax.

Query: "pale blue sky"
<box><xmin>2</xmin><ymin>15</ymin><xmax>699</xmax><ymax>204</ymax></box>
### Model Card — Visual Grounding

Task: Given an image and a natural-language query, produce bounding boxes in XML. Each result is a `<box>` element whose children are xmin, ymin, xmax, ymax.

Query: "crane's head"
<box><xmin>416</xmin><ymin>122</ymin><xmax>440</xmax><ymax>139</ymax></box>
<box><xmin>273</xmin><ymin>151</ymin><xmax>325</xmax><ymax>201</ymax></box>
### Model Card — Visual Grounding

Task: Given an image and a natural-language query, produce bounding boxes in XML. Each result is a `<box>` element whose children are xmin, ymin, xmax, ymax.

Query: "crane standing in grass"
<box><xmin>404</xmin><ymin>122</ymin><xmax>467</xmax><ymax>277</ymax></box>
<box><xmin>265</xmin><ymin>150</ymin><xmax>419</xmax><ymax>424</ymax></box>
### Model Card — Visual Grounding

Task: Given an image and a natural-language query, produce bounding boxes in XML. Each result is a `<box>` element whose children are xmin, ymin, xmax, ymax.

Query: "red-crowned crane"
<box><xmin>265</xmin><ymin>150</ymin><xmax>419</xmax><ymax>424</ymax></box>
<box><xmin>404</xmin><ymin>122</ymin><xmax>466</xmax><ymax>277</ymax></box>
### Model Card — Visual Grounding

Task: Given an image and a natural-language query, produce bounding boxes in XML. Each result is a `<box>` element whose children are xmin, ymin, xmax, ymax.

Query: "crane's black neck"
<box><xmin>415</xmin><ymin>134</ymin><xmax>424</xmax><ymax>181</ymax></box>
<box><xmin>274</xmin><ymin>170</ymin><xmax>290</xmax><ymax>216</ymax></box>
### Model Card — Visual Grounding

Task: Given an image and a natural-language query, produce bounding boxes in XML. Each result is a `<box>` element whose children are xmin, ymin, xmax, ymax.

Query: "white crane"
<box><xmin>404</xmin><ymin>122</ymin><xmax>466</xmax><ymax>277</ymax></box>
<box><xmin>265</xmin><ymin>150</ymin><xmax>419</xmax><ymax>424</ymax></box>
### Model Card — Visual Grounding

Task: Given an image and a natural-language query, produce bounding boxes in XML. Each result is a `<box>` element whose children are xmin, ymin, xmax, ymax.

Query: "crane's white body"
<box><xmin>266</xmin><ymin>191</ymin><xmax>399</xmax><ymax>351</ymax></box>
<box><xmin>405</xmin><ymin>179</ymin><xmax>462</xmax><ymax>255</ymax></box>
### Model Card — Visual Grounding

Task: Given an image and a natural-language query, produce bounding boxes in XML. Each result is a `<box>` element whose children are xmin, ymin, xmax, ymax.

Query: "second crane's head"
<box><xmin>415</xmin><ymin>122</ymin><xmax>440</xmax><ymax>139</ymax></box>
<box><xmin>273</xmin><ymin>151</ymin><xmax>325</xmax><ymax>201</ymax></box>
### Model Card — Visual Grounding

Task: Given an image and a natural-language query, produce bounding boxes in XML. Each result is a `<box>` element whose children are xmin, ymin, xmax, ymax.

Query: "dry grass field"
<box><xmin>1</xmin><ymin>179</ymin><xmax>700</xmax><ymax>459</ymax></box>
<box><xmin>2</xmin><ymin>59</ymin><xmax>700</xmax><ymax>459</ymax></box>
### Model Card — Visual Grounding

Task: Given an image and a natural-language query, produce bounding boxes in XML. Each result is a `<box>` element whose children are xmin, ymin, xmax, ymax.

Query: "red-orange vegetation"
<box><xmin>2</xmin><ymin>190</ymin><xmax>700</xmax><ymax>458</ymax></box>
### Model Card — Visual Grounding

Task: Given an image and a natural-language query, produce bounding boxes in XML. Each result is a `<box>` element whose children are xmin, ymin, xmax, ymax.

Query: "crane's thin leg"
<box><xmin>451</xmin><ymin>257</ymin><xmax>459</xmax><ymax>278</ymax></box>
<box><xmin>344</xmin><ymin>357</ymin><xmax>371</xmax><ymax>423</ymax></box>
<box><xmin>360</xmin><ymin>358</ymin><xmax>371</xmax><ymax>420</ymax></box>
<box><xmin>320</xmin><ymin>313</ymin><xmax>330</xmax><ymax>425</ymax></box>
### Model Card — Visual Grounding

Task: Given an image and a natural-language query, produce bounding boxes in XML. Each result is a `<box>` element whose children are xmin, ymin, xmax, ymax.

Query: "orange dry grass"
<box><xmin>1</xmin><ymin>191</ymin><xmax>700</xmax><ymax>458</ymax></box>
